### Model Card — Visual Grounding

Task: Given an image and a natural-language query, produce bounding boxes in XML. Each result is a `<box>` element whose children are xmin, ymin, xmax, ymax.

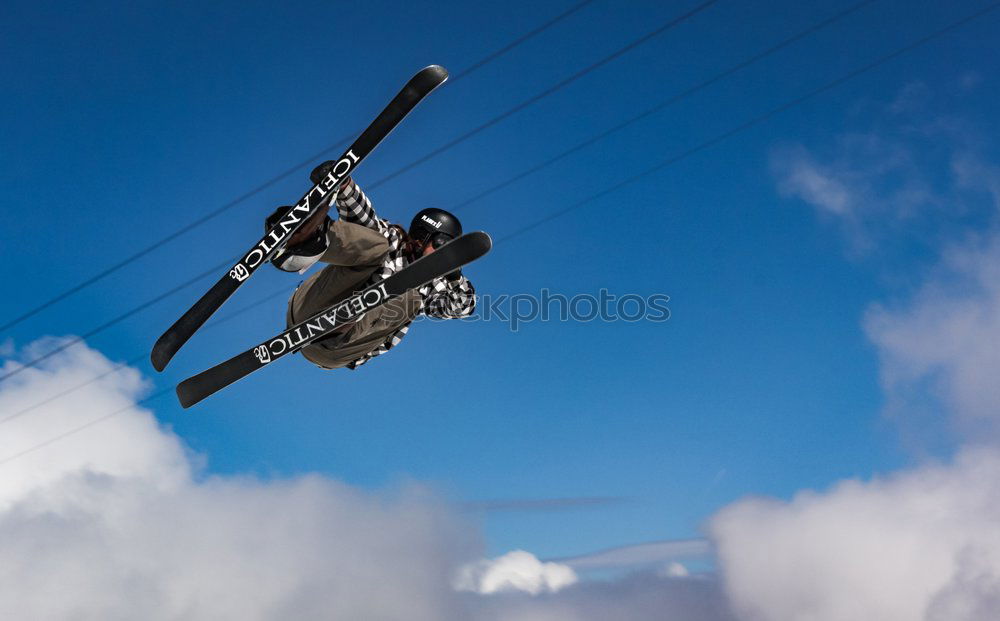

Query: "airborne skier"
<box><xmin>164</xmin><ymin>65</ymin><xmax>492</xmax><ymax>408</ymax></box>
<box><xmin>265</xmin><ymin>165</ymin><xmax>477</xmax><ymax>370</ymax></box>
<box><xmin>176</xmin><ymin>227</ymin><xmax>490</xmax><ymax>407</ymax></box>
<box><xmin>151</xmin><ymin>65</ymin><xmax>450</xmax><ymax>371</ymax></box>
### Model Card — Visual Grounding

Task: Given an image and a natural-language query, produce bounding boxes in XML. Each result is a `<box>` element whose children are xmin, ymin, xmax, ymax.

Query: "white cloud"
<box><xmin>455</xmin><ymin>550</ymin><xmax>578</xmax><ymax>595</ymax></box>
<box><xmin>865</xmin><ymin>233</ymin><xmax>1000</xmax><ymax>439</ymax></box>
<box><xmin>466</xmin><ymin>570</ymin><xmax>735</xmax><ymax>621</ymax></box>
<box><xmin>765</xmin><ymin>84</ymin><xmax>1000</xmax><ymax>255</ymax></box>
<box><xmin>771</xmin><ymin>133</ymin><xmax>936</xmax><ymax>220</ymax></box>
<box><xmin>0</xmin><ymin>340</ymin><xmax>476</xmax><ymax>621</ymax></box>
<box><xmin>0</xmin><ymin>340</ymin><xmax>732</xmax><ymax>621</ymax></box>
<box><xmin>738</xmin><ymin>90</ymin><xmax>1000</xmax><ymax>621</ymax></box>
<box><xmin>0</xmin><ymin>338</ymin><xmax>190</xmax><ymax>505</ymax></box>
<box><xmin>772</xmin><ymin>145</ymin><xmax>855</xmax><ymax>216</ymax></box>
<box><xmin>708</xmin><ymin>224</ymin><xmax>1000</xmax><ymax>620</ymax></box>
<box><xmin>661</xmin><ymin>562</ymin><xmax>690</xmax><ymax>578</ymax></box>
<box><xmin>711</xmin><ymin>448</ymin><xmax>1000</xmax><ymax>621</ymax></box>
<box><xmin>453</xmin><ymin>545</ymin><xmax>733</xmax><ymax>621</ymax></box>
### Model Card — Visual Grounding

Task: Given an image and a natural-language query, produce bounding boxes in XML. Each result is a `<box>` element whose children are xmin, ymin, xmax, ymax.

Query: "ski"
<box><xmin>175</xmin><ymin>231</ymin><xmax>492</xmax><ymax>408</ymax></box>
<box><xmin>151</xmin><ymin>65</ymin><xmax>449</xmax><ymax>372</ymax></box>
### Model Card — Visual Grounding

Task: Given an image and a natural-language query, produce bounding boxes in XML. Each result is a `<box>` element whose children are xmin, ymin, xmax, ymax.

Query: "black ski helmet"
<box><xmin>264</xmin><ymin>205</ymin><xmax>329</xmax><ymax>273</ymax></box>
<box><xmin>409</xmin><ymin>208</ymin><xmax>462</xmax><ymax>248</ymax></box>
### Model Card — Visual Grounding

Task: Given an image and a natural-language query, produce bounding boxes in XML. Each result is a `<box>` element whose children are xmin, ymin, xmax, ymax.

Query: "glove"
<box><xmin>309</xmin><ymin>160</ymin><xmax>335</xmax><ymax>186</ymax></box>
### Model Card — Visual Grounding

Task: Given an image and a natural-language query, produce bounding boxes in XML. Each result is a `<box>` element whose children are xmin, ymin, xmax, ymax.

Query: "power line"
<box><xmin>494</xmin><ymin>1</ymin><xmax>1000</xmax><ymax>246</ymax></box>
<box><xmin>0</xmin><ymin>388</ymin><xmax>175</xmax><ymax>468</ymax></box>
<box><xmin>202</xmin><ymin>285</ymin><xmax>296</xmax><ymax>330</ymax></box>
<box><xmin>447</xmin><ymin>0</ymin><xmax>880</xmax><ymax>213</ymax></box>
<box><xmin>366</xmin><ymin>0</ymin><xmax>720</xmax><ymax>191</ymax></box>
<box><xmin>0</xmin><ymin>285</ymin><xmax>298</xmax><ymax>465</ymax></box>
<box><xmin>0</xmin><ymin>0</ymin><xmax>713</xmax><ymax>384</ymax></box>
<box><xmin>0</xmin><ymin>150</ymin><xmax>342</xmax><ymax>336</ymax></box>
<box><xmin>0</xmin><ymin>256</ymin><xmax>238</xmax><ymax>384</ymax></box>
<box><xmin>449</xmin><ymin>0</ymin><xmax>597</xmax><ymax>82</ymax></box>
<box><xmin>4</xmin><ymin>1</ymin><xmax>996</xmax><ymax>469</ymax></box>
<box><xmin>0</xmin><ymin>284</ymin><xmax>295</xmax><ymax>426</ymax></box>
<box><xmin>0</xmin><ymin>0</ymin><xmax>596</xmax><ymax>335</ymax></box>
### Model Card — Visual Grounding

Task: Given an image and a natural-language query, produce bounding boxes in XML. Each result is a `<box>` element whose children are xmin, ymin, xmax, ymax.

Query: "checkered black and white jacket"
<box><xmin>335</xmin><ymin>178</ymin><xmax>476</xmax><ymax>368</ymax></box>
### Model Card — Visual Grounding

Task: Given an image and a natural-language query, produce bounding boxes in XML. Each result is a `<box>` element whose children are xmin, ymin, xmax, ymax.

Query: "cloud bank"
<box><xmin>466</xmin><ymin>570</ymin><xmax>735</xmax><ymax>621</ymax></box>
<box><xmin>0</xmin><ymin>341</ymin><xmax>730</xmax><ymax>621</ymax></box>
<box><xmin>712</xmin><ymin>449</ymin><xmax>1000</xmax><ymax>621</ymax></box>
<box><xmin>736</xmin><ymin>83</ymin><xmax>1000</xmax><ymax>621</ymax></box>
<box><xmin>0</xmin><ymin>341</ymin><xmax>473</xmax><ymax>621</ymax></box>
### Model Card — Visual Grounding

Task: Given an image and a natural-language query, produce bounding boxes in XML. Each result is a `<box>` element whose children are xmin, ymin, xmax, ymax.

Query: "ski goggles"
<box><xmin>428</xmin><ymin>232</ymin><xmax>455</xmax><ymax>249</ymax></box>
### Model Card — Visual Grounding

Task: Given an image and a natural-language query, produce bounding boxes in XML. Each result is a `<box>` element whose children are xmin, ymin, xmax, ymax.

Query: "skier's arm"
<box><xmin>423</xmin><ymin>273</ymin><xmax>476</xmax><ymax>319</ymax></box>
<box><xmin>335</xmin><ymin>177</ymin><xmax>390</xmax><ymax>234</ymax></box>
<box><xmin>285</xmin><ymin>202</ymin><xmax>332</xmax><ymax>248</ymax></box>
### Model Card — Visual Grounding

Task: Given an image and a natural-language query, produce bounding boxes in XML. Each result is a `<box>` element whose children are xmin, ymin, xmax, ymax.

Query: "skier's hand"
<box><xmin>287</xmin><ymin>202</ymin><xmax>331</xmax><ymax>247</ymax></box>
<box><xmin>338</xmin><ymin>176</ymin><xmax>353</xmax><ymax>198</ymax></box>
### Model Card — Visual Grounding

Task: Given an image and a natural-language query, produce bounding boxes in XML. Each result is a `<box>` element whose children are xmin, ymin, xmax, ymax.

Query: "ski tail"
<box><xmin>176</xmin><ymin>347</ymin><xmax>259</xmax><ymax>409</ymax></box>
<box><xmin>150</xmin><ymin>65</ymin><xmax>449</xmax><ymax>372</ymax></box>
<box><xmin>151</xmin><ymin>279</ymin><xmax>233</xmax><ymax>371</ymax></box>
<box><xmin>175</xmin><ymin>231</ymin><xmax>492</xmax><ymax>408</ymax></box>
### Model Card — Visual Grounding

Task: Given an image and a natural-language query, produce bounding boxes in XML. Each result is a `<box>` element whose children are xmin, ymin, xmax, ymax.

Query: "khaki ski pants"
<box><xmin>286</xmin><ymin>220</ymin><xmax>420</xmax><ymax>369</ymax></box>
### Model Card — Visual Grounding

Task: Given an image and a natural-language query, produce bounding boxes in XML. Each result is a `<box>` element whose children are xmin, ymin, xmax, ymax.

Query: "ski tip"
<box><xmin>175</xmin><ymin>381</ymin><xmax>198</xmax><ymax>409</ymax></box>
<box><xmin>409</xmin><ymin>65</ymin><xmax>448</xmax><ymax>93</ymax></box>
<box><xmin>420</xmin><ymin>64</ymin><xmax>449</xmax><ymax>82</ymax></box>
<box><xmin>150</xmin><ymin>338</ymin><xmax>173</xmax><ymax>372</ymax></box>
<box><xmin>151</xmin><ymin>326</ymin><xmax>184</xmax><ymax>371</ymax></box>
<box><xmin>469</xmin><ymin>230</ymin><xmax>493</xmax><ymax>252</ymax></box>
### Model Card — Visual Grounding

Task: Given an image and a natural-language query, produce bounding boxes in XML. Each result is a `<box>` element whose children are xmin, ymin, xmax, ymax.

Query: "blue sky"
<box><xmin>2</xmin><ymin>0</ymin><xmax>999</xmax><ymax>572</ymax></box>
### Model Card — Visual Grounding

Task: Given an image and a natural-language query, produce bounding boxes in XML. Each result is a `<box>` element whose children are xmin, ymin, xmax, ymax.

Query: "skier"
<box><xmin>264</xmin><ymin>164</ymin><xmax>476</xmax><ymax>370</ymax></box>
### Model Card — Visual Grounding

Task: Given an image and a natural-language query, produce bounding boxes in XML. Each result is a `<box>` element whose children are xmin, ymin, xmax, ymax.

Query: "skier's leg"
<box><xmin>286</xmin><ymin>220</ymin><xmax>389</xmax><ymax>324</ymax></box>
<box><xmin>300</xmin><ymin>290</ymin><xmax>423</xmax><ymax>369</ymax></box>
<box><xmin>318</xmin><ymin>220</ymin><xmax>389</xmax><ymax>266</ymax></box>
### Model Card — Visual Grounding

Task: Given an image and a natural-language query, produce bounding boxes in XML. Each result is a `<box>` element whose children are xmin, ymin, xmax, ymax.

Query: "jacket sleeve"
<box><xmin>335</xmin><ymin>178</ymin><xmax>390</xmax><ymax>234</ymax></box>
<box><xmin>422</xmin><ymin>274</ymin><xmax>476</xmax><ymax>319</ymax></box>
